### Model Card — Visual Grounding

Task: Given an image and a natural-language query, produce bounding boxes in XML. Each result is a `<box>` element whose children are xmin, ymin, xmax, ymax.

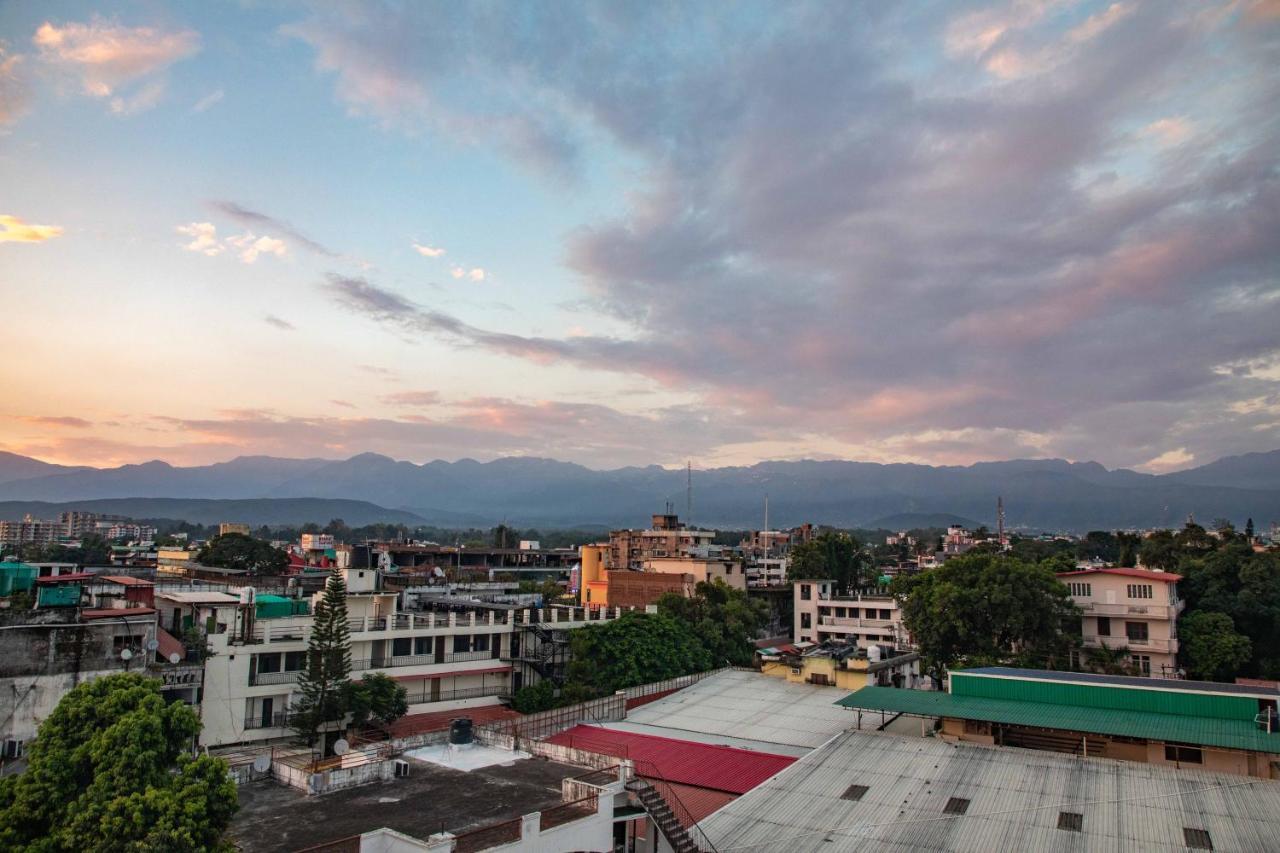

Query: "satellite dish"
<box><xmin>252</xmin><ymin>754</ymin><xmax>272</xmax><ymax>773</ymax></box>
<box><xmin>168</xmin><ymin>652</ymin><xmax>182</xmax><ymax>664</ymax></box>
<box><xmin>332</xmin><ymin>738</ymin><xmax>350</xmax><ymax>756</ymax></box>
<box><xmin>119</xmin><ymin>648</ymin><xmax>133</xmax><ymax>661</ymax></box>
<box><xmin>146</xmin><ymin>639</ymin><xmax>159</xmax><ymax>651</ymax></box>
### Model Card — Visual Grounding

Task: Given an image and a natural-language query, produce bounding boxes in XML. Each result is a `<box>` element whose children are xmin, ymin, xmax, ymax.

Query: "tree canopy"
<box><xmin>0</xmin><ymin>673</ymin><xmax>237</xmax><ymax>852</ymax></box>
<box><xmin>656</xmin><ymin>579</ymin><xmax>768</xmax><ymax>667</ymax></box>
<box><xmin>343</xmin><ymin>672</ymin><xmax>409</xmax><ymax>730</ymax></box>
<box><xmin>566</xmin><ymin>610</ymin><xmax>713</xmax><ymax>696</ymax></box>
<box><xmin>1179</xmin><ymin>611</ymin><xmax>1252</xmax><ymax>682</ymax></box>
<box><xmin>195</xmin><ymin>533</ymin><xmax>288</xmax><ymax>575</ymax></box>
<box><xmin>891</xmin><ymin>552</ymin><xmax>1079</xmax><ymax>676</ymax></box>
<box><xmin>787</xmin><ymin>531</ymin><xmax>873</xmax><ymax>594</ymax></box>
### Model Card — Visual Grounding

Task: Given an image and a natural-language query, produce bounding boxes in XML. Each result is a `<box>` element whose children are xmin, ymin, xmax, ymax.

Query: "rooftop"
<box><xmin>624</xmin><ymin>668</ymin><xmax>871</xmax><ymax>749</ymax></box>
<box><xmin>546</xmin><ymin>724</ymin><xmax>796</xmax><ymax>794</ymax></box>
<box><xmin>227</xmin><ymin>752</ymin><xmax>585</xmax><ymax>853</ymax></box>
<box><xmin>1056</xmin><ymin>566</ymin><xmax>1181</xmax><ymax>582</ymax></box>
<box><xmin>960</xmin><ymin>666</ymin><xmax>1280</xmax><ymax>698</ymax></box>
<box><xmin>835</xmin><ymin>686</ymin><xmax>1280</xmax><ymax>754</ymax></box>
<box><xmin>155</xmin><ymin>590</ymin><xmax>241</xmax><ymax>604</ymax></box>
<box><xmin>698</xmin><ymin>730</ymin><xmax>1280</xmax><ymax>852</ymax></box>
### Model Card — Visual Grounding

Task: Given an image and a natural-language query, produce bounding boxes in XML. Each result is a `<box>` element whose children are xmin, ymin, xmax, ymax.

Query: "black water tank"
<box><xmin>449</xmin><ymin>717</ymin><xmax>473</xmax><ymax>745</ymax></box>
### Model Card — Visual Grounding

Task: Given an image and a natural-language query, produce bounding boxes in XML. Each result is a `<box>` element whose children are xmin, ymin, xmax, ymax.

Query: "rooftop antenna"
<box><xmin>997</xmin><ymin>496</ymin><xmax>1005</xmax><ymax>545</ymax></box>
<box><xmin>687</xmin><ymin>460</ymin><xmax>693</xmax><ymax>524</ymax></box>
<box><xmin>764</xmin><ymin>494</ymin><xmax>769</xmax><ymax>533</ymax></box>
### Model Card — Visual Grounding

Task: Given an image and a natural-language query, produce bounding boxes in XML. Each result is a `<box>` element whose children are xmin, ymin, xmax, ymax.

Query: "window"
<box><xmin>414</xmin><ymin>636</ymin><xmax>432</xmax><ymax>655</ymax></box>
<box><xmin>801</xmin><ymin>613</ymin><xmax>812</xmax><ymax>629</ymax></box>
<box><xmin>964</xmin><ymin>719</ymin><xmax>989</xmax><ymax>735</ymax></box>
<box><xmin>473</xmin><ymin>634</ymin><xmax>490</xmax><ymax>652</ymax></box>
<box><xmin>1127</xmin><ymin>583</ymin><xmax>1152</xmax><ymax>599</ymax></box>
<box><xmin>800</xmin><ymin>584</ymin><xmax>811</xmax><ymax>601</ymax></box>
<box><xmin>1134</xmin><ymin>654</ymin><xmax>1151</xmax><ymax>676</ymax></box>
<box><xmin>1068</xmin><ymin>582</ymin><xmax>1091</xmax><ymax>597</ymax></box>
<box><xmin>1096</xmin><ymin>616</ymin><xmax>1111</xmax><ymax>637</ymax></box>
<box><xmin>1057</xmin><ymin>812</ymin><xmax>1083</xmax><ymax>832</ymax></box>
<box><xmin>943</xmin><ymin>797</ymin><xmax>970</xmax><ymax>815</ymax></box>
<box><xmin>842</xmin><ymin>784</ymin><xmax>869</xmax><ymax>802</ymax></box>
<box><xmin>284</xmin><ymin>651</ymin><xmax>306</xmax><ymax>671</ymax></box>
<box><xmin>879</xmin><ymin>609</ymin><xmax>891</xmax><ymax>620</ymax></box>
<box><xmin>1125</xmin><ymin>621</ymin><xmax>1149</xmax><ymax>642</ymax></box>
<box><xmin>1165</xmin><ymin>744</ymin><xmax>1203</xmax><ymax>764</ymax></box>
<box><xmin>392</xmin><ymin>637</ymin><xmax>412</xmax><ymax>656</ymax></box>
<box><xmin>1183</xmin><ymin>828</ymin><xmax>1213</xmax><ymax>850</ymax></box>
<box><xmin>256</xmin><ymin>653</ymin><xmax>281</xmax><ymax>674</ymax></box>
<box><xmin>452</xmin><ymin>635</ymin><xmax>471</xmax><ymax>653</ymax></box>
<box><xmin>835</xmin><ymin>607</ymin><xmax>846</xmax><ymax>618</ymax></box>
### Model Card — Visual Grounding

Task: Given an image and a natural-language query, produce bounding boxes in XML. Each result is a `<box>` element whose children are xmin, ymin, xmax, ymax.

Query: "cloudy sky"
<box><xmin>1</xmin><ymin>1</ymin><xmax>1277</xmax><ymax>473</ymax></box>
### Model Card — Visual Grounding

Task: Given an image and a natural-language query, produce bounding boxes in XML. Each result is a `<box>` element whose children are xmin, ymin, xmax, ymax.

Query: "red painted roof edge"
<box><xmin>1056</xmin><ymin>567</ymin><xmax>1181</xmax><ymax>582</ymax></box>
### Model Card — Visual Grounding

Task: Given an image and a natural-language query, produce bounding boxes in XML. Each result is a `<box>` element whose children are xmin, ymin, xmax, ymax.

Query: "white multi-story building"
<box><xmin>1057</xmin><ymin>566</ymin><xmax>1184</xmax><ymax>678</ymax></box>
<box><xmin>197</xmin><ymin>567</ymin><xmax>623</xmax><ymax>747</ymax></box>
<box><xmin>793</xmin><ymin>579</ymin><xmax>912</xmax><ymax>650</ymax></box>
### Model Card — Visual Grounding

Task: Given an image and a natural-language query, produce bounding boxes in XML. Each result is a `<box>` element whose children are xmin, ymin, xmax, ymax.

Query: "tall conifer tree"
<box><xmin>291</xmin><ymin>569</ymin><xmax>352</xmax><ymax>748</ymax></box>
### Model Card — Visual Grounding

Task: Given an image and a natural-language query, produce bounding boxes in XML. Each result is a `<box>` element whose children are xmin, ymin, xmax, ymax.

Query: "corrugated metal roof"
<box><xmin>546</xmin><ymin>725</ymin><xmax>795</xmax><ymax>794</ymax></box>
<box><xmin>80</xmin><ymin>607</ymin><xmax>156</xmax><ymax>620</ymax></box>
<box><xmin>698</xmin><ymin>730</ymin><xmax>1280</xmax><ymax>852</ymax></box>
<box><xmin>155</xmin><ymin>590</ymin><xmax>241</xmax><ymax>604</ymax></box>
<box><xmin>624</xmin><ymin>669</ymin><xmax>861</xmax><ymax>748</ymax></box>
<box><xmin>952</xmin><ymin>672</ymin><xmax>1259</xmax><ymax>720</ymax></box>
<box><xmin>35</xmin><ymin>572</ymin><xmax>96</xmax><ymax>583</ymax></box>
<box><xmin>961</xmin><ymin>667</ymin><xmax>1280</xmax><ymax>698</ymax></box>
<box><xmin>99</xmin><ymin>575</ymin><xmax>155</xmax><ymax>587</ymax></box>
<box><xmin>1056</xmin><ymin>567</ymin><xmax>1181</xmax><ymax>582</ymax></box>
<box><xmin>835</xmin><ymin>687</ymin><xmax>1280</xmax><ymax>754</ymax></box>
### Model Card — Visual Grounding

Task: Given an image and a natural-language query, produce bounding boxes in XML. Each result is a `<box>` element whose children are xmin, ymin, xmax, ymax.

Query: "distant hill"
<box><xmin>861</xmin><ymin>513</ymin><xmax>984</xmax><ymax>531</ymax></box>
<box><xmin>0</xmin><ymin>498</ymin><xmax>428</xmax><ymax>528</ymax></box>
<box><xmin>0</xmin><ymin>450</ymin><xmax>1276</xmax><ymax>531</ymax></box>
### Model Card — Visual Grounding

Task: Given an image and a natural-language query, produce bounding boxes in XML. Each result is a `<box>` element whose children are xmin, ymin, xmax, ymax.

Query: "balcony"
<box><xmin>244</xmin><ymin>710</ymin><xmax>288</xmax><ymax>730</ymax></box>
<box><xmin>1078</xmin><ymin>601</ymin><xmax>1179</xmax><ymax>619</ymax></box>
<box><xmin>1081</xmin><ymin>634</ymin><xmax>1178</xmax><ymax>654</ymax></box>
<box><xmin>247</xmin><ymin>649</ymin><xmax>503</xmax><ymax>685</ymax></box>
<box><xmin>819</xmin><ymin>616</ymin><xmax>897</xmax><ymax>630</ymax></box>
<box><xmin>401</xmin><ymin>684</ymin><xmax>507</xmax><ymax>706</ymax></box>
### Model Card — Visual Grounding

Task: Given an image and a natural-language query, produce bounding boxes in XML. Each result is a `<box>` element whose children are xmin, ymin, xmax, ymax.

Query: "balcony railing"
<box><xmin>402</xmin><ymin>685</ymin><xmax>507</xmax><ymax>705</ymax></box>
<box><xmin>1079</xmin><ymin>602</ymin><xmax>1178</xmax><ymax>619</ymax></box>
<box><xmin>248</xmin><ymin>649</ymin><xmax>503</xmax><ymax>685</ymax></box>
<box><xmin>819</xmin><ymin>616</ymin><xmax>897</xmax><ymax>629</ymax></box>
<box><xmin>244</xmin><ymin>711</ymin><xmax>288</xmax><ymax>730</ymax></box>
<box><xmin>1081</xmin><ymin>634</ymin><xmax>1177</xmax><ymax>653</ymax></box>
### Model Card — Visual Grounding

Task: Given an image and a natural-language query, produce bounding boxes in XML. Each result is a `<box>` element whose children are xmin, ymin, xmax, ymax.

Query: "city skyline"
<box><xmin>2</xmin><ymin>1</ymin><xmax>1278</xmax><ymax>473</ymax></box>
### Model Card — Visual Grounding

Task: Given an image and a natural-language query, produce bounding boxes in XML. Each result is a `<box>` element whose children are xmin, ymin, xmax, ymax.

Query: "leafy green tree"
<box><xmin>566</xmin><ymin>611</ymin><xmax>712</xmax><ymax>696</ymax></box>
<box><xmin>344</xmin><ymin>672</ymin><xmax>409</xmax><ymax>729</ymax></box>
<box><xmin>657</xmin><ymin>580</ymin><xmax>768</xmax><ymax>666</ymax></box>
<box><xmin>0</xmin><ymin>673</ymin><xmax>237</xmax><ymax>851</ymax></box>
<box><xmin>196</xmin><ymin>533</ymin><xmax>288</xmax><ymax>575</ymax></box>
<box><xmin>1116</xmin><ymin>532</ymin><xmax>1139</xmax><ymax>568</ymax></box>
<box><xmin>891</xmin><ymin>553</ymin><xmax>1079</xmax><ymax>677</ymax></box>
<box><xmin>1179</xmin><ymin>611</ymin><xmax>1252</xmax><ymax>682</ymax></box>
<box><xmin>1139</xmin><ymin>530</ymin><xmax>1179</xmax><ymax>570</ymax></box>
<box><xmin>511</xmin><ymin>680</ymin><xmax>558</xmax><ymax>713</ymax></box>
<box><xmin>291</xmin><ymin>570</ymin><xmax>352</xmax><ymax>748</ymax></box>
<box><xmin>787</xmin><ymin>531</ymin><xmax>872</xmax><ymax>594</ymax></box>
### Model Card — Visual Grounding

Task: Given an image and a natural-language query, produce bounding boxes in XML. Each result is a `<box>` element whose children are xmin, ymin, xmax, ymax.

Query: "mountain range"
<box><xmin>1</xmin><ymin>450</ymin><xmax>1278</xmax><ymax>532</ymax></box>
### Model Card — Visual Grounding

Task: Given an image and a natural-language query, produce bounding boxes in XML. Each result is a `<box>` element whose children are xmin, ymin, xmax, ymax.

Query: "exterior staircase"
<box><xmin>626</xmin><ymin>777</ymin><xmax>705</xmax><ymax>853</ymax></box>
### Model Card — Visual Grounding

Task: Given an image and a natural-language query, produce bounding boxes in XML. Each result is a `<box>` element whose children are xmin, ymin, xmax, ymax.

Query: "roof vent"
<box><xmin>943</xmin><ymin>797</ymin><xmax>970</xmax><ymax>815</ymax></box>
<box><xmin>842</xmin><ymin>784</ymin><xmax>869</xmax><ymax>802</ymax></box>
<box><xmin>1183</xmin><ymin>828</ymin><xmax>1213</xmax><ymax>850</ymax></box>
<box><xmin>1057</xmin><ymin>812</ymin><xmax>1083</xmax><ymax>832</ymax></box>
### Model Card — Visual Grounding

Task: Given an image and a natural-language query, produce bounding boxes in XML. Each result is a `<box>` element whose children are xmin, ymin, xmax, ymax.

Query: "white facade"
<box><xmin>793</xmin><ymin>580</ymin><xmax>911</xmax><ymax>650</ymax></box>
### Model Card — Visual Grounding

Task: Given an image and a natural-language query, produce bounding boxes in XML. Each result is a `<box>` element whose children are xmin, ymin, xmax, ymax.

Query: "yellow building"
<box><xmin>759</xmin><ymin>644</ymin><xmax>921</xmax><ymax>691</ymax></box>
<box><xmin>219</xmin><ymin>522</ymin><xmax>251</xmax><ymax>537</ymax></box>
<box><xmin>579</xmin><ymin>543</ymin><xmax>609</xmax><ymax>607</ymax></box>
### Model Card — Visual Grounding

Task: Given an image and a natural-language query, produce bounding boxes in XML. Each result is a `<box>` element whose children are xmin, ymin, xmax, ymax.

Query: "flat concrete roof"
<box><xmin>624</xmin><ymin>669</ymin><xmax>863</xmax><ymax>749</ymax></box>
<box><xmin>227</xmin><ymin>754</ymin><xmax>587</xmax><ymax>853</ymax></box>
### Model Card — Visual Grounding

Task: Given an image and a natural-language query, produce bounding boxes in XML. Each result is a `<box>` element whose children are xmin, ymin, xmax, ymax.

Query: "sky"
<box><xmin>1</xmin><ymin>1</ymin><xmax>1278</xmax><ymax>474</ymax></box>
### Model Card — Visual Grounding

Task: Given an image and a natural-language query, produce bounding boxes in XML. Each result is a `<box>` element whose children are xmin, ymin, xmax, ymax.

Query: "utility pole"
<box><xmin>764</xmin><ymin>494</ymin><xmax>769</xmax><ymax>532</ymax></box>
<box><xmin>686</xmin><ymin>460</ymin><xmax>693</xmax><ymax>524</ymax></box>
<box><xmin>997</xmin><ymin>496</ymin><xmax>1005</xmax><ymax>546</ymax></box>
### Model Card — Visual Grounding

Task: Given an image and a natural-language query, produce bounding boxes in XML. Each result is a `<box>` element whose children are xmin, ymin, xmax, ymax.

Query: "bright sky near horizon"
<box><xmin>1</xmin><ymin>1</ymin><xmax>1277</xmax><ymax>473</ymax></box>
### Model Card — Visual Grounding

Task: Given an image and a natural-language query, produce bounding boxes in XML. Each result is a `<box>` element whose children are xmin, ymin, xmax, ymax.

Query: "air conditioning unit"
<box><xmin>394</xmin><ymin>759</ymin><xmax>410</xmax><ymax>778</ymax></box>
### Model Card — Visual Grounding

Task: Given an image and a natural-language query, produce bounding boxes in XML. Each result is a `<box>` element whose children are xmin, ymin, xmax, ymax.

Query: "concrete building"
<box><xmin>793</xmin><ymin>579</ymin><xmax>910</xmax><ymax>650</ymax></box>
<box><xmin>1057</xmin><ymin>566</ymin><xmax>1183</xmax><ymax>677</ymax></box>
<box><xmin>836</xmin><ymin>667</ymin><xmax>1280</xmax><ymax>780</ymax></box>
<box><xmin>606</xmin><ymin>513</ymin><xmax>714</xmax><ymax>571</ymax></box>
<box><xmin>758</xmin><ymin>641</ymin><xmax>922</xmax><ymax>691</ymax></box>
<box><xmin>219</xmin><ymin>522</ymin><xmax>251</xmax><ymax>537</ymax></box>
<box><xmin>0</xmin><ymin>515</ymin><xmax>65</xmax><ymax>547</ymax></box>
<box><xmin>646</xmin><ymin>556</ymin><xmax>746</xmax><ymax>591</ymax></box>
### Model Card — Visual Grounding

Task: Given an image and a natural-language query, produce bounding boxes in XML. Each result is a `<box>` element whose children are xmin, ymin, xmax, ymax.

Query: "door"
<box><xmin>261</xmin><ymin>697</ymin><xmax>274</xmax><ymax>728</ymax></box>
<box><xmin>1105</xmin><ymin>589</ymin><xmax>1116</xmax><ymax>604</ymax></box>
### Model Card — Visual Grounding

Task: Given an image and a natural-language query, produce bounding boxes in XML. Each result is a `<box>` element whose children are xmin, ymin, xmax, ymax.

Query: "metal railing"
<box><xmin>243</xmin><ymin>711</ymin><xmax>288</xmax><ymax>729</ymax></box>
<box><xmin>628</xmin><ymin>760</ymin><xmax>719</xmax><ymax>852</ymax></box>
<box><xmin>402</xmin><ymin>685</ymin><xmax>507</xmax><ymax>705</ymax></box>
<box><xmin>1079</xmin><ymin>602</ymin><xmax>1177</xmax><ymax>619</ymax></box>
<box><xmin>819</xmin><ymin>616</ymin><xmax>897</xmax><ymax>629</ymax></box>
<box><xmin>248</xmin><ymin>649</ymin><xmax>504</xmax><ymax>685</ymax></box>
<box><xmin>1081</xmin><ymin>634</ymin><xmax>1177</xmax><ymax>653</ymax></box>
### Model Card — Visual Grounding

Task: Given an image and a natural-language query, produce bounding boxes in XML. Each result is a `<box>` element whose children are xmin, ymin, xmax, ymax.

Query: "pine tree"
<box><xmin>1245</xmin><ymin>518</ymin><xmax>1255</xmax><ymax>542</ymax></box>
<box><xmin>291</xmin><ymin>569</ymin><xmax>352</xmax><ymax>748</ymax></box>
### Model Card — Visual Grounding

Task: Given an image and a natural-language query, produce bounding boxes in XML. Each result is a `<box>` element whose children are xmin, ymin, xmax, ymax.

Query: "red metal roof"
<box><xmin>35</xmin><ymin>572</ymin><xmax>97</xmax><ymax>584</ymax></box>
<box><xmin>546</xmin><ymin>725</ymin><xmax>795</xmax><ymax>794</ymax></box>
<box><xmin>100</xmin><ymin>575</ymin><xmax>155</xmax><ymax>587</ymax></box>
<box><xmin>1056</xmin><ymin>567</ymin><xmax>1181</xmax><ymax>582</ymax></box>
<box><xmin>80</xmin><ymin>607</ymin><xmax>156</xmax><ymax>620</ymax></box>
<box><xmin>156</xmin><ymin>626</ymin><xmax>185</xmax><ymax>660</ymax></box>
<box><xmin>385</xmin><ymin>704</ymin><xmax>522</xmax><ymax>738</ymax></box>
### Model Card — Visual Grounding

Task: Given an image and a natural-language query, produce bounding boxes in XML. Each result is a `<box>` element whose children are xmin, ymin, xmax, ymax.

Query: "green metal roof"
<box><xmin>835</xmin><ymin>686</ymin><xmax>1280</xmax><ymax>754</ymax></box>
